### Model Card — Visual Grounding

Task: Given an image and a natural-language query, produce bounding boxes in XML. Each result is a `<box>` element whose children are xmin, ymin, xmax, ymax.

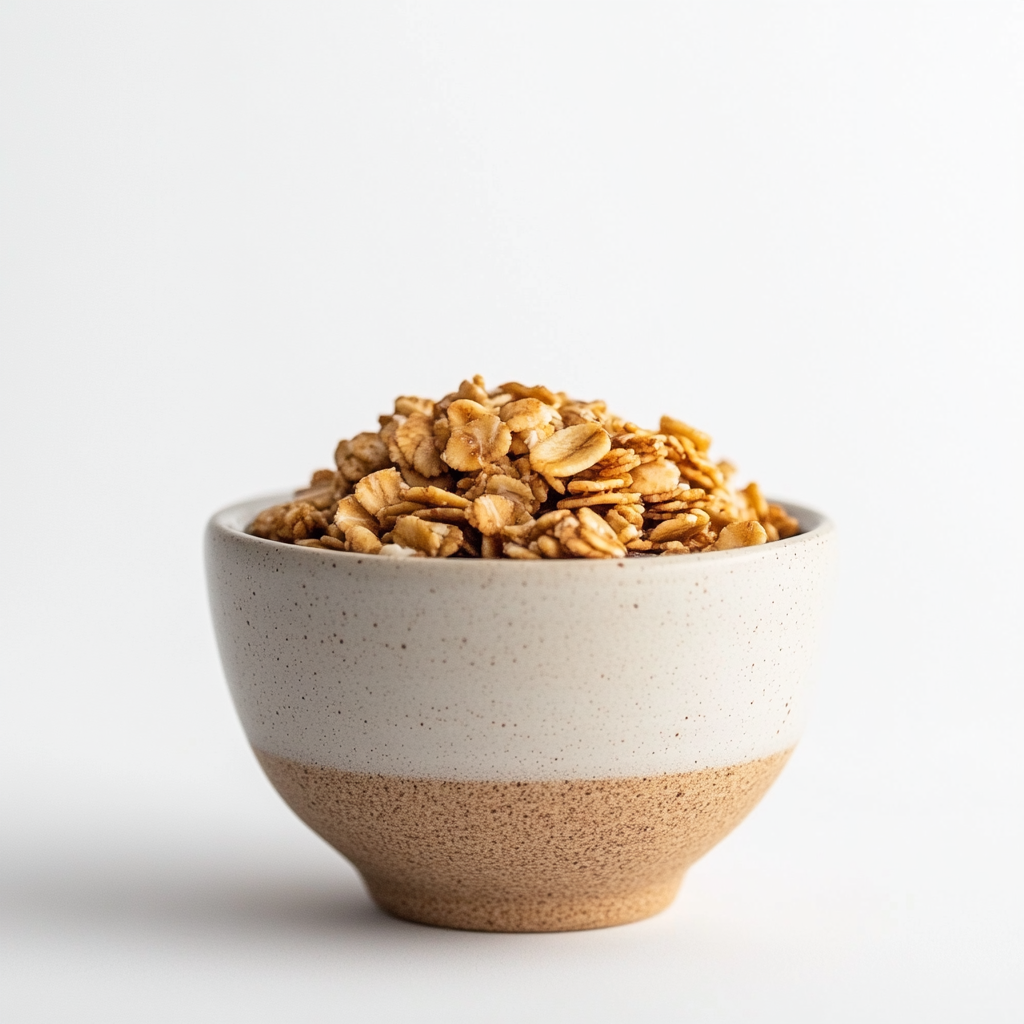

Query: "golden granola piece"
<box><xmin>435</xmin><ymin>524</ymin><xmax>465</xmax><ymax>558</ymax></box>
<box><xmin>335</xmin><ymin>432</ymin><xmax>390</xmax><ymax>483</ymax></box>
<box><xmin>552</xmin><ymin>511</ymin><xmax>622</xmax><ymax>559</ymax></box>
<box><xmin>678</xmin><ymin>464</ymin><xmax>717</xmax><ymax>491</ymax></box>
<box><xmin>456</xmin><ymin>472</ymin><xmax>488</xmax><ymax>500</ymax></box>
<box><xmin>567</xmin><ymin>478</ymin><xmax>628</xmax><ymax>493</ymax></box>
<box><xmin>380</xmin><ymin>418</ymin><xmax>437</xmax><ymax>489</ymax></box>
<box><xmin>529</xmin><ymin>423</ymin><xmax>612</xmax><ymax>478</ymax></box>
<box><xmin>655</xmin><ymin>540</ymin><xmax>687</xmax><ymax>554</ymax></box>
<box><xmin>660</xmin><ymin>415</ymin><xmax>712</xmax><ymax>453</ymax></box>
<box><xmin>559</xmin><ymin>404</ymin><xmax>602</xmax><ymax>426</ymax></box>
<box><xmin>377</xmin><ymin>500</ymin><xmax>429</xmax><ymax>520</ymax></box>
<box><xmin>675</xmin><ymin>488</ymin><xmax>708</xmax><ymax>503</ymax></box>
<box><xmin>686</xmin><ymin>527</ymin><xmax>719</xmax><ymax>552</ymax></box>
<box><xmin>433</xmin><ymin>416</ymin><xmax>451</xmax><ymax>452</ymax></box>
<box><xmin>411</xmin><ymin>507</ymin><xmax>468</xmax><ymax>524</ymax></box>
<box><xmin>609</xmin><ymin>505</ymin><xmax>640</xmax><ymax>530</ymax></box>
<box><xmin>501</xmin><ymin>509</ymin><xmax>572</xmax><ymax>546</ymax></box>
<box><xmin>644</xmin><ymin>498</ymin><xmax>694</xmax><ymax>513</ymax></box>
<box><xmin>347</xmin><ymin>525</ymin><xmax>383</xmax><ymax>554</ymax></box>
<box><xmin>656</xmin><ymin>527</ymin><xmax>719</xmax><ymax>555</ymax></box>
<box><xmin>766</xmin><ymin>503</ymin><xmax>800</xmax><ymax>539</ymax></box>
<box><xmin>556</xmin><ymin>492</ymin><xmax>642</xmax><ymax>510</ymax></box>
<box><xmin>612</xmin><ymin>433</ymin><xmax>668</xmax><ymax>466</ymax></box>
<box><xmin>500</xmin><ymin>398</ymin><xmax>557</xmax><ymax>433</ymax></box>
<box><xmin>487</xmin><ymin>388</ymin><xmax>514</xmax><ymax>407</ymax></box>
<box><xmin>628</xmin><ymin>459</ymin><xmax>681</xmax><ymax>496</ymax></box>
<box><xmin>354</xmin><ymin>468</ymin><xmax>406</xmax><ymax>517</ymax></box>
<box><xmin>702</xmin><ymin>503</ymin><xmax>745</xmax><ymax>533</ymax></box>
<box><xmin>391</xmin><ymin>515</ymin><xmax>463</xmax><ymax>557</ymax></box>
<box><xmin>715</xmin><ymin>521</ymin><xmax>769</xmax><ymax>549</ymax></box>
<box><xmin>536</xmin><ymin>534</ymin><xmax>564</xmax><ymax>558</ymax></box>
<box><xmin>604</xmin><ymin>509</ymin><xmax>640</xmax><ymax>545</ymax></box>
<box><xmin>484</xmin><ymin>474</ymin><xmax>536</xmax><ymax>510</ymax></box>
<box><xmin>442</xmin><ymin>415</ymin><xmax>513</xmax><ymax>472</ymax></box>
<box><xmin>586</xmin><ymin>448</ymin><xmax>642</xmax><ymax>478</ymax></box>
<box><xmin>508</xmin><ymin>421</ymin><xmax>556</xmax><ymax>455</ymax></box>
<box><xmin>576</xmin><ymin>507</ymin><xmax>627</xmax><ymax>558</ymax></box>
<box><xmin>550</xmin><ymin>514</ymin><xmax>584</xmax><ymax>556</ymax></box>
<box><xmin>504</xmin><ymin>542</ymin><xmax>542</xmax><ymax>560</ymax></box>
<box><xmin>499</xmin><ymin>382</ymin><xmax>560</xmax><ymax>406</ymax></box>
<box><xmin>402</xmin><ymin>486</ymin><xmax>472</xmax><ymax>509</ymax></box>
<box><xmin>676</xmin><ymin>435</ymin><xmax>725</xmax><ymax>488</ymax></box>
<box><xmin>446</xmin><ymin>399</ymin><xmax>491</xmax><ymax>427</ymax></box>
<box><xmin>248</xmin><ymin>506</ymin><xmax>284</xmax><ymax>539</ymax></box>
<box><xmin>268</xmin><ymin>501</ymin><xmax>328</xmax><ymax>541</ymax></box>
<box><xmin>292</xmin><ymin>482</ymin><xmax>336</xmax><ymax>511</ymax></box>
<box><xmin>376</xmin><ymin>501</ymin><xmax>430</xmax><ymax>530</ymax></box>
<box><xmin>648</xmin><ymin>511</ymin><xmax>712</xmax><ymax>543</ymax></box>
<box><xmin>742</xmin><ymin>482</ymin><xmax>770</xmax><ymax>521</ymax></box>
<box><xmin>527</xmin><ymin>472</ymin><xmax>549</xmax><ymax>505</ymax></box>
<box><xmin>455</xmin><ymin>377</ymin><xmax>490</xmax><ymax>406</ymax></box>
<box><xmin>334</xmin><ymin>495</ymin><xmax>380</xmax><ymax>536</ymax></box>
<box><xmin>468</xmin><ymin>494</ymin><xmax>518</xmax><ymax>536</ymax></box>
<box><xmin>394</xmin><ymin>396</ymin><xmax>435</xmax><ymax>417</ymax></box>
<box><xmin>531</xmin><ymin>509</ymin><xmax>574</xmax><ymax>537</ymax></box>
<box><xmin>395</xmin><ymin>413</ymin><xmax>445</xmax><ymax>478</ymax></box>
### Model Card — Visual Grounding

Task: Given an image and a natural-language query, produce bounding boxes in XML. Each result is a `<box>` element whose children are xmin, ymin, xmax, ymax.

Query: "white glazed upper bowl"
<box><xmin>206</xmin><ymin>495</ymin><xmax>836</xmax><ymax>931</ymax></box>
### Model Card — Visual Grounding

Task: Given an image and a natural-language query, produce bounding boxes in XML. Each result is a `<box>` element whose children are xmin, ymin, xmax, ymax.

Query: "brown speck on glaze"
<box><xmin>255</xmin><ymin>747</ymin><xmax>791</xmax><ymax>932</ymax></box>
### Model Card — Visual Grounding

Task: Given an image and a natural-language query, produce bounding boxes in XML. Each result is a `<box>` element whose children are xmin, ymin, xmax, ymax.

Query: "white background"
<box><xmin>1</xmin><ymin>2</ymin><xmax>1021</xmax><ymax>1020</ymax></box>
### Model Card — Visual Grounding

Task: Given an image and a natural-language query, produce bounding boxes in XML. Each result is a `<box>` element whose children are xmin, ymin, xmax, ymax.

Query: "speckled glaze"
<box><xmin>205</xmin><ymin>494</ymin><xmax>836</xmax><ymax>931</ymax></box>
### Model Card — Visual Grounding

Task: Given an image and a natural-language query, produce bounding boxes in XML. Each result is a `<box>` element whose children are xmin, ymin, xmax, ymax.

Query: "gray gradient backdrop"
<box><xmin>1</xmin><ymin>3</ymin><xmax>1021</xmax><ymax>1021</ymax></box>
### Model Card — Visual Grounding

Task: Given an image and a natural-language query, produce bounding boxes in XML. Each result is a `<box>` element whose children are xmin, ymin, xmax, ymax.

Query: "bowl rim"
<box><xmin>208</xmin><ymin>492</ymin><xmax>834</xmax><ymax>570</ymax></box>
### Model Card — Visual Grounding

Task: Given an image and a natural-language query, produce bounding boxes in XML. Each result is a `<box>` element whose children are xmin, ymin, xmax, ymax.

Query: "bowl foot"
<box><xmin>362</xmin><ymin>872</ymin><xmax>684</xmax><ymax>932</ymax></box>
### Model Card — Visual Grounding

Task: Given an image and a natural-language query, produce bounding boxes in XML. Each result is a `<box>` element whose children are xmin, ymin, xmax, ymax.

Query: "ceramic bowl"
<box><xmin>205</xmin><ymin>495</ymin><xmax>836</xmax><ymax>932</ymax></box>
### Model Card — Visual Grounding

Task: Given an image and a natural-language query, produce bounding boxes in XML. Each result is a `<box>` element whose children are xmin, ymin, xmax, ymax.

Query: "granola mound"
<box><xmin>247</xmin><ymin>376</ymin><xmax>799</xmax><ymax>559</ymax></box>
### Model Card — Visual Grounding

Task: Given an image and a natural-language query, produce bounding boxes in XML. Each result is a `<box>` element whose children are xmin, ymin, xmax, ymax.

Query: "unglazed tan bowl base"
<box><xmin>364</xmin><ymin>873</ymin><xmax>684</xmax><ymax>932</ymax></box>
<box><xmin>255</xmin><ymin>747</ymin><xmax>792</xmax><ymax>932</ymax></box>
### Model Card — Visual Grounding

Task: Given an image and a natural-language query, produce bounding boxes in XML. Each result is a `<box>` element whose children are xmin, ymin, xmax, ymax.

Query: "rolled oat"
<box><xmin>247</xmin><ymin>377</ymin><xmax>799</xmax><ymax>559</ymax></box>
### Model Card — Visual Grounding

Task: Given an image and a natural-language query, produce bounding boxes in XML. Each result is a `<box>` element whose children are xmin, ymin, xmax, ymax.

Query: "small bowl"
<box><xmin>206</xmin><ymin>495</ymin><xmax>836</xmax><ymax>932</ymax></box>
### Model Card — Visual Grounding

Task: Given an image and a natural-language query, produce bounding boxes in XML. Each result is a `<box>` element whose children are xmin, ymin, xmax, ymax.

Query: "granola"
<box><xmin>247</xmin><ymin>376</ymin><xmax>801</xmax><ymax>559</ymax></box>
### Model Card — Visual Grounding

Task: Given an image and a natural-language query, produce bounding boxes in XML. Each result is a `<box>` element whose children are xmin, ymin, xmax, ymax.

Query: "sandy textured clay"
<box><xmin>256</xmin><ymin>747</ymin><xmax>791</xmax><ymax>932</ymax></box>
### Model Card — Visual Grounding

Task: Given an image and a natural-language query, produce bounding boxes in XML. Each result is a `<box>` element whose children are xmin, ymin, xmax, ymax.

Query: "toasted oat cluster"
<box><xmin>247</xmin><ymin>377</ymin><xmax>799</xmax><ymax>559</ymax></box>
